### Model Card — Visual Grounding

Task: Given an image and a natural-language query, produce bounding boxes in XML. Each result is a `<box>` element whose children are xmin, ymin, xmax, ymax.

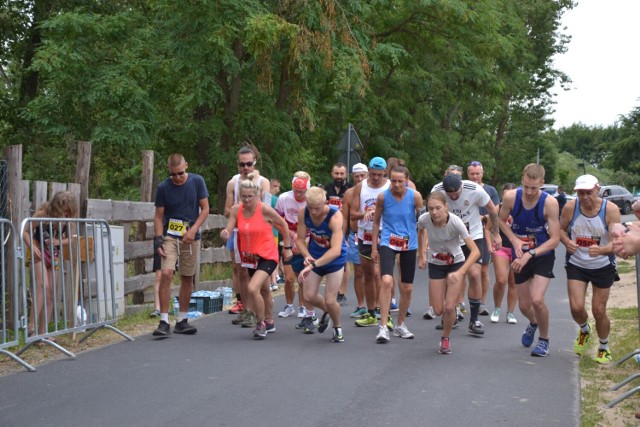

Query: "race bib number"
<box><xmin>363</xmin><ymin>229</ymin><xmax>374</xmax><ymax>245</ymax></box>
<box><xmin>240</xmin><ymin>252</ymin><xmax>259</xmax><ymax>269</ymax></box>
<box><xmin>433</xmin><ymin>252</ymin><xmax>454</xmax><ymax>265</ymax></box>
<box><xmin>327</xmin><ymin>196</ymin><xmax>342</xmax><ymax>208</ymax></box>
<box><xmin>516</xmin><ymin>234</ymin><xmax>537</xmax><ymax>251</ymax></box>
<box><xmin>389</xmin><ymin>234</ymin><xmax>409</xmax><ymax>251</ymax></box>
<box><xmin>576</xmin><ymin>235</ymin><xmax>601</xmax><ymax>248</ymax></box>
<box><xmin>167</xmin><ymin>218</ymin><xmax>188</xmax><ymax>237</ymax></box>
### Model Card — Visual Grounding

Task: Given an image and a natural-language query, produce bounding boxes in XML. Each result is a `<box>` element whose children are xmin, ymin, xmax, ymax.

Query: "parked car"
<box><xmin>540</xmin><ymin>184</ymin><xmax>558</xmax><ymax>196</ymax></box>
<box><xmin>599</xmin><ymin>185</ymin><xmax>634</xmax><ymax>214</ymax></box>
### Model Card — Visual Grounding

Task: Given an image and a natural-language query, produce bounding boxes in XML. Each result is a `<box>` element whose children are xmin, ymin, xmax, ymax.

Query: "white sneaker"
<box><xmin>376</xmin><ymin>325</ymin><xmax>390</xmax><ymax>343</ymax></box>
<box><xmin>393</xmin><ymin>322</ymin><xmax>415</xmax><ymax>339</ymax></box>
<box><xmin>479</xmin><ymin>304</ymin><xmax>489</xmax><ymax>316</ymax></box>
<box><xmin>506</xmin><ymin>312</ymin><xmax>518</xmax><ymax>324</ymax></box>
<box><xmin>456</xmin><ymin>306</ymin><xmax>464</xmax><ymax>321</ymax></box>
<box><xmin>423</xmin><ymin>305</ymin><xmax>436</xmax><ymax>320</ymax></box>
<box><xmin>270</xmin><ymin>283</ymin><xmax>278</xmax><ymax>291</ymax></box>
<box><xmin>490</xmin><ymin>308</ymin><xmax>501</xmax><ymax>323</ymax></box>
<box><xmin>297</xmin><ymin>306</ymin><xmax>307</xmax><ymax>318</ymax></box>
<box><xmin>278</xmin><ymin>305</ymin><xmax>295</xmax><ymax>318</ymax></box>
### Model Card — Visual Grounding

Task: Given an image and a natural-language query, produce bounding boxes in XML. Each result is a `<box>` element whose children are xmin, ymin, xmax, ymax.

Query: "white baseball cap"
<box><xmin>352</xmin><ymin>163</ymin><xmax>367</xmax><ymax>173</ymax></box>
<box><xmin>574</xmin><ymin>174</ymin><xmax>599</xmax><ymax>191</ymax></box>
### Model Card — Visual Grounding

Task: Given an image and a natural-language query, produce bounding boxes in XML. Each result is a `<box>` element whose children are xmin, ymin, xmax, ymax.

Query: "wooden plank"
<box><xmin>199</xmin><ymin>246</ymin><xmax>232</xmax><ymax>263</ymax></box>
<box><xmin>34</xmin><ymin>181</ymin><xmax>48</xmax><ymax>212</ymax></box>
<box><xmin>124</xmin><ymin>272</ymin><xmax>157</xmax><ymax>295</ymax></box>
<box><xmin>86</xmin><ymin>199</ymin><xmax>155</xmax><ymax>221</ymax></box>
<box><xmin>50</xmin><ymin>182</ymin><xmax>67</xmax><ymax>197</ymax></box>
<box><xmin>75</xmin><ymin>141</ymin><xmax>91</xmax><ymax>218</ymax></box>
<box><xmin>124</xmin><ymin>241</ymin><xmax>231</xmax><ymax>263</ymax></box>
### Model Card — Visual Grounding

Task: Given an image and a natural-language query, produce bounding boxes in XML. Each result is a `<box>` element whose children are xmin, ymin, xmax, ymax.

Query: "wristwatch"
<box><xmin>528</xmin><ymin>249</ymin><xmax>536</xmax><ymax>258</ymax></box>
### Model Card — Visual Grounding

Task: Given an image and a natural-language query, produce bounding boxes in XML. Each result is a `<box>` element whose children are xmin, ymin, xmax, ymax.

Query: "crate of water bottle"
<box><xmin>216</xmin><ymin>287</ymin><xmax>233</xmax><ymax>307</ymax></box>
<box><xmin>189</xmin><ymin>290</ymin><xmax>223</xmax><ymax>314</ymax></box>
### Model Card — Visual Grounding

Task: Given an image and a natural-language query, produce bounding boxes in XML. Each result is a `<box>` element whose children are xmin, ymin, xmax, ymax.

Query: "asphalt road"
<box><xmin>0</xmin><ymin>245</ymin><xmax>581</xmax><ymax>427</ymax></box>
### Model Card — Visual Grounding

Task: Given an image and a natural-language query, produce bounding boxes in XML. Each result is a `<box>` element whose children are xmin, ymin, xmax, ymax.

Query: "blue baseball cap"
<box><xmin>369</xmin><ymin>157</ymin><xmax>387</xmax><ymax>170</ymax></box>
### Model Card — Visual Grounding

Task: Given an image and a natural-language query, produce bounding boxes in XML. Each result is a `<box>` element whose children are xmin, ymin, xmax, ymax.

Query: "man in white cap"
<box><xmin>351</xmin><ymin>157</ymin><xmax>392</xmax><ymax>329</ymax></box>
<box><xmin>560</xmin><ymin>174</ymin><xmax>620</xmax><ymax>363</ymax></box>
<box><xmin>431</xmin><ymin>172</ymin><xmax>500</xmax><ymax>336</ymax></box>
<box><xmin>340</xmin><ymin>163</ymin><xmax>369</xmax><ymax>317</ymax></box>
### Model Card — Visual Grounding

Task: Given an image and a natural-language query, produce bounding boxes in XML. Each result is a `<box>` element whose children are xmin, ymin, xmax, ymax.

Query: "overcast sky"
<box><xmin>551</xmin><ymin>0</ymin><xmax>640</xmax><ymax>129</ymax></box>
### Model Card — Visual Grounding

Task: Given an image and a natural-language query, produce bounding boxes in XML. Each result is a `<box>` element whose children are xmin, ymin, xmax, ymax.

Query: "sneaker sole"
<box><xmin>174</xmin><ymin>329</ymin><xmax>197</xmax><ymax>335</ymax></box>
<box><xmin>253</xmin><ymin>332</ymin><xmax>267</xmax><ymax>339</ymax></box>
<box><xmin>531</xmin><ymin>352</ymin><xmax>549</xmax><ymax>357</ymax></box>
<box><xmin>376</xmin><ymin>337</ymin><xmax>390</xmax><ymax>343</ymax></box>
<box><xmin>303</xmin><ymin>329</ymin><xmax>315</xmax><ymax>334</ymax></box>
<box><xmin>438</xmin><ymin>349</ymin><xmax>451</xmax><ymax>354</ymax></box>
<box><xmin>152</xmin><ymin>331</ymin><xmax>171</xmax><ymax>337</ymax></box>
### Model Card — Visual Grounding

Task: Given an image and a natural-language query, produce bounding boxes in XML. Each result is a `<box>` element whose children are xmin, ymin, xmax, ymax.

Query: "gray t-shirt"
<box><xmin>418</xmin><ymin>212</ymin><xmax>469</xmax><ymax>265</ymax></box>
<box><xmin>479</xmin><ymin>183</ymin><xmax>499</xmax><ymax>216</ymax></box>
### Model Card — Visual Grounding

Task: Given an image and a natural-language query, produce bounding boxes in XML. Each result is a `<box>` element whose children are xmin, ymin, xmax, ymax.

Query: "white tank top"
<box><xmin>357</xmin><ymin>179</ymin><xmax>390</xmax><ymax>244</ymax></box>
<box><xmin>568</xmin><ymin>200</ymin><xmax>612</xmax><ymax>269</ymax></box>
<box><xmin>233</xmin><ymin>174</ymin><xmax>271</xmax><ymax>205</ymax></box>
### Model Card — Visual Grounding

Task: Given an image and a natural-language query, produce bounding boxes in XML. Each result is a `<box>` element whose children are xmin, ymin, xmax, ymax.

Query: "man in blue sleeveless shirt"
<box><xmin>499</xmin><ymin>164</ymin><xmax>560</xmax><ymax>357</ymax></box>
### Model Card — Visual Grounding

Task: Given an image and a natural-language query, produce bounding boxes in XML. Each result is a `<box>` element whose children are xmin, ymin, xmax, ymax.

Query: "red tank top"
<box><xmin>237</xmin><ymin>203</ymin><xmax>279</xmax><ymax>266</ymax></box>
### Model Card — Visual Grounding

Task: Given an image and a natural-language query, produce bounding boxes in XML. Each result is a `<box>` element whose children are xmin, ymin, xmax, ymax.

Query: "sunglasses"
<box><xmin>468</xmin><ymin>161</ymin><xmax>482</xmax><ymax>166</ymax></box>
<box><xmin>448</xmin><ymin>165</ymin><xmax>462</xmax><ymax>171</ymax></box>
<box><xmin>168</xmin><ymin>171</ymin><xmax>186</xmax><ymax>177</ymax></box>
<box><xmin>238</xmin><ymin>161</ymin><xmax>256</xmax><ymax>168</ymax></box>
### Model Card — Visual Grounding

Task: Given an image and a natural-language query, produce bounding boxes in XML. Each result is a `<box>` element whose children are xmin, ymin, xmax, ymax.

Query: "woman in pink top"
<box><xmin>221</xmin><ymin>176</ymin><xmax>293</xmax><ymax>339</ymax></box>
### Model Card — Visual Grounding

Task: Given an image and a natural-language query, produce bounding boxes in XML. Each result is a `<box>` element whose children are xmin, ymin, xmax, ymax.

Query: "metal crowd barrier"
<box><xmin>605</xmin><ymin>254</ymin><xmax>640</xmax><ymax>408</ymax></box>
<box><xmin>13</xmin><ymin>218</ymin><xmax>133</xmax><ymax>369</ymax></box>
<box><xmin>0</xmin><ymin>218</ymin><xmax>35</xmax><ymax>371</ymax></box>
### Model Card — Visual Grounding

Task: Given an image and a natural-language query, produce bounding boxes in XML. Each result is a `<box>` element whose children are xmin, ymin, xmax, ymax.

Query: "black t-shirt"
<box><xmin>325</xmin><ymin>182</ymin><xmax>352</xmax><ymax>209</ymax></box>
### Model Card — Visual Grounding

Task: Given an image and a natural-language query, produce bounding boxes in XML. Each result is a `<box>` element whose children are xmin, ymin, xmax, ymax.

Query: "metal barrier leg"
<box><xmin>0</xmin><ymin>349</ymin><xmax>36</xmax><ymax>372</ymax></box>
<box><xmin>614</xmin><ymin>348</ymin><xmax>640</xmax><ymax>367</ymax></box>
<box><xmin>16</xmin><ymin>338</ymin><xmax>76</xmax><ymax>359</ymax></box>
<box><xmin>609</xmin><ymin>372</ymin><xmax>640</xmax><ymax>391</ymax></box>
<box><xmin>77</xmin><ymin>324</ymin><xmax>134</xmax><ymax>343</ymax></box>
<box><xmin>606</xmin><ymin>386</ymin><xmax>640</xmax><ymax>408</ymax></box>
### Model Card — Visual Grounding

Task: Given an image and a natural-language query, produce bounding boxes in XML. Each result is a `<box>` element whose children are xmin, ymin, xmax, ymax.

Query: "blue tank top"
<box><xmin>511</xmin><ymin>188</ymin><xmax>552</xmax><ymax>258</ymax></box>
<box><xmin>304</xmin><ymin>205</ymin><xmax>347</xmax><ymax>268</ymax></box>
<box><xmin>380</xmin><ymin>188</ymin><xmax>418</xmax><ymax>251</ymax></box>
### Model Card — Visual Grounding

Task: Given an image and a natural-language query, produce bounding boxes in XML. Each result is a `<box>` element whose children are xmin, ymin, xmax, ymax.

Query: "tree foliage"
<box><xmin>0</xmin><ymin>0</ymin><xmax>578</xmax><ymax>208</ymax></box>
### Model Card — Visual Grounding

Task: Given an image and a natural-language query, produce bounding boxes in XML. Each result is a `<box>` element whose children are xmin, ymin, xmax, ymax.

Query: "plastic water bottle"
<box><xmin>173</xmin><ymin>297</ymin><xmax>179</xmax><ymax>315</ymax></box>
<box><xmin>634</xmin><ymin>354</ymin><xmax>640</xmax><ymax>364</ymax></box>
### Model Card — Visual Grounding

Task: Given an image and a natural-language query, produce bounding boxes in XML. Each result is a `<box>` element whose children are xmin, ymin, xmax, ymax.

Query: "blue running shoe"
<box><xmin>531</xmin><ymin>339</ymin><xmax>550</xmax><ymax>357</ymax></box>
<box><xmin>521</xmin><ymin>323</ymin><xmax>537</xmax><ymax>348</ymax></box>
<box><xmin>390</xmin><ymin>299</ymin><xmax>399</xmax><ymax>312</ymax></box>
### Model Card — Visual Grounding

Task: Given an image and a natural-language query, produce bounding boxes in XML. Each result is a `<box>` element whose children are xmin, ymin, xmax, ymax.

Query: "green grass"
<box><xmin>580</xmin><ymin>310</ymin><xmax>640</xmax><ymax>426</ymax></box>
<box><xmin>616</xmin><ymin>259</ymin><xmax>635</xmax><ymax>275</ymax></box>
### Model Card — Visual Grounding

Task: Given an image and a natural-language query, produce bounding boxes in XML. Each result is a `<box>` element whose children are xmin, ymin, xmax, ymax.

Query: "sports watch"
<box><xmin>528</xmin><ymin>249</ymin><xmax>536</xmax><ymax>258</ymax></box>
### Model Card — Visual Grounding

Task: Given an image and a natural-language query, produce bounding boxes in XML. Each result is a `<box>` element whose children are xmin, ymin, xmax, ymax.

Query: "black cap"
<box><xmin>442</xmin><ymin>174</ymin><xmax>462</xmax><ymax>192</ymax></box>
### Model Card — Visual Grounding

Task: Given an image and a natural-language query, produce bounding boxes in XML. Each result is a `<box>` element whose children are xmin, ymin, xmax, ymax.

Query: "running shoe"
<box><xmin>573</xmin><ymin>327</ymin><xmax>591</xmax><ymax>356</ymax></box>
<box><xmin>297</xmin><ymin>306</ymin><xmax>307</xmax><ymax>318</ymax></box>
<box><xmin>278</xmin><ymin>304</ymin><xmax>295</xmax><ymax>318</ymax></box>
<box><xmin>318</xmin><ymin>312</ymin><xmax>330</xmax><ymax>333</ymax></box>
<box><xmin>253</xmin><ymin>321</ymin><xmax>267</xmax><ymax>339</ymax></box>
<box><xmin>468</xmin><ymin>320</ymin><xmax>485</xmax><ymax>335</ymax></box>
<box><xmin>390</xmin><ymin>299</ymin><xmax>399</xmax><ymax>312</ymax></box>
<box><xmin>303</xmin><ymin>316</ymin><xmax>316</xmax><ymax>334</ymax></box>
<box><xmin>355</xmin><ymin>313</ymin><xmax>378</xmax><ymax>327</ymax></box>
<box><xmin>436</xmin><ymin>318</ymin><xmax>459</xmax><ymax>330</ymax></box>
<box><xmin>174</xmin><ymin>319</ymin><xmax>197</xmax><ymax>334</ymax></box>
<box><xmin>149</xmin><ymin>309</ymin><xmax>161</xmax><ymax>318</ymax></box>
<box><xmin>270</xmin><ymin>282</ymin><xmax>278</xmax><ymax>291</ymax></box>
<box><xmin>406</xmin><ymin>308</ymin><xmax>412</xmax><ymax>317</ymax></box>
<box><xmin>386</xmin><ymin>315</ymin><xmax>394</xmax><ymax>331</ymax></box>
<box><xmin>521</xmin><ymin>323</ymin><xmax>538</xmax><ymax>348</ymax></box>
<box><xmin>593</xmin><ymin>348</ymin><xmax>612</xmax><ymax>364</ymax></box>
<box><xmin>231</xmin><ymin>310</ymin><xmax>249</xmax><ymax>325</ymax></box>
<box><xmin>296</xmin><ymin>316</ymin><xmax>318</xmax><ymax>330</ymax></box>
<box><xmin>239</xmin><ymin>312</ymin><xmax>257</xmax><ymax>328</ymax></box>
<box><xmin>531</xmin><ymin>339</ymin><xmax>550</xmax><ymax>357</ymax></box>
<box><xmin>479</xmin><ymin>304</ymin><xmax>489</xmax><ymax>316</ymax></box>
<box><xmin>350</xmin><ymin>306</ymin><xmax>367</xmax><ymax>318</ymax></box>
<box><xmin>376</xmin><ymin>325</ymin><xmax>390</xmax><ymax>343</ymax></box>
<box><xmin>265</xmin><ymin>320</ymin><xmax>276</xmax><ymax>334</ymax></box>
<box><xmin>458</xmin><ymin>302</ymin><xmax>467</xmax><ymax>313</ymax></box>
<box><xmin>423</xmin><ymin>306</ymin><xmax>436</xmax><ymax>320</ymax></box>
<box><xmin>456</xmin><ymin>306</ymin><xmax>464</xmax><ymax>321</ymax></box>
<box><xmin>490</xmin><ymin>308</ymin><xmax>501</xmax><ymax>323</ymax></box>
<box><xmin>439</xmin><ymin>337</ymin><xmax>451</xmax><ymax>354</ymax></box>
<box><xmin>229</xmin><ymin>300</ymin><xmax>244</xmax><ymax>314</ymax></box>
<box><xmin>337</xmin><ymin>293</ymin><xmax>347</xmax><ymax>306</ymax></box>
<box><xmin>152</xmin><ymin>320</ymin><xmax>171</xmax><ymax>337</ymax></box>
<box><xmin>393</xmin><ymin>322</ymin><xmax>415</xmax><ymax>339</ymax></box>
<box><xmin>506</xmin><ymin>312</ymin><xmax>518</xmax><ymax>324</ymax></box>
<box><xmin>374</xmin><ymin>307</ymin><xmax>381</xmax><ymax>319</ymax></box>
<box><xmin>332</xmin><ymin>327</ymin><xmax>344</xmax><ymax>343</ymax></box>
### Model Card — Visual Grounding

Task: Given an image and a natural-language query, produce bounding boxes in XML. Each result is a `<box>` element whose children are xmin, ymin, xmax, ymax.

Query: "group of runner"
<box><xmin>150</xmin><ymin>147</ymin><xmax>629</xmax><ymax>362</ymax></box>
